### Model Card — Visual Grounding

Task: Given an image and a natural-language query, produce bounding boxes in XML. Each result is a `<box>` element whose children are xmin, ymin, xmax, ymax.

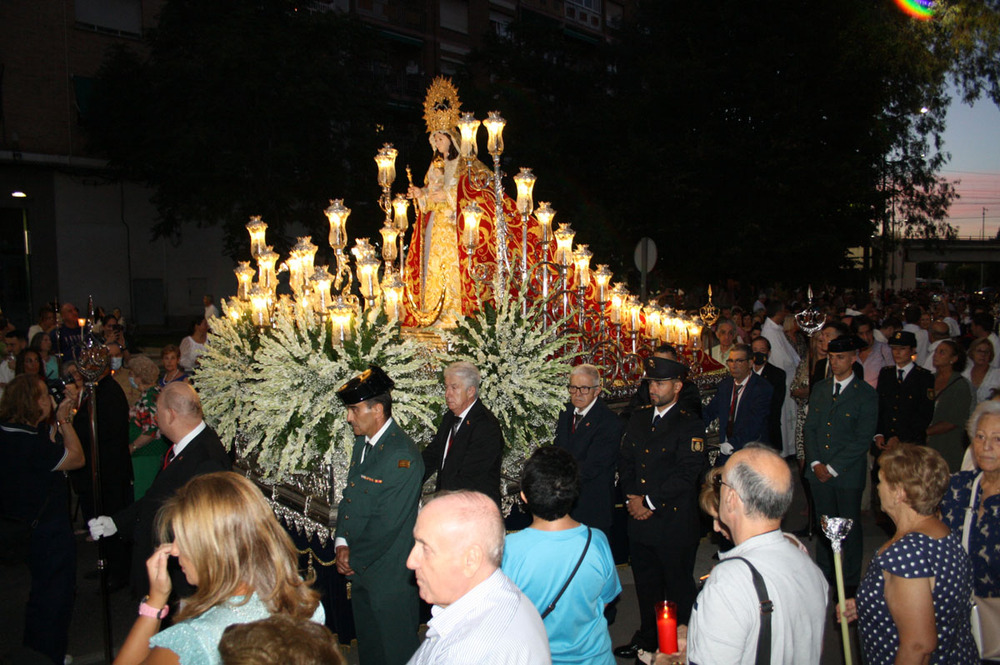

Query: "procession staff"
<box><xmin>334</xmin><ymin>366</ymin><xmax>423</xmax><ymax>665</ymax></box>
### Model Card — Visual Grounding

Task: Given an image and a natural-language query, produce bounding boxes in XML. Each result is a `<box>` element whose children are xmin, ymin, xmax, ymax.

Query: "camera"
<box><xmin>47</xmin><ymin>377</ymin><xmax>68</xmax><ymax>405</ymax></box>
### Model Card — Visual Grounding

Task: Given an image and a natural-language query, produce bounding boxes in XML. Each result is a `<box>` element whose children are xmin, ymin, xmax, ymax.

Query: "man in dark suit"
<box><xmin>554</xmin><ymin>363</ymin><xmax>625</xmax><ymax>538</ymax></box>
<box><xmin>804</xmin><ymin>335</ymin><xmax>877</xmax><ymax>592</ymax></box>
<box><xmin>614</xmin><ymin>357</ymin><xmax>707</xmax><ymax>659</ymax></box>
<box><xmin>422</xmin><ymin>361</ymin><xmax>504</xmax><ymax>505</ymax></box>
<box><xmin>88</xmin><ymin>381</ymin><xmax>231</xmax><ymax>597</ymax></box>
<box><xmin>334</xmin><ymin>366</ymin><xmax>423</xmax><ymax>665</ymax></box>
<box><xmin>703</xmin><ymin>344</ymin><xmax>772</xmax><ymax>466</ymax></box>
<box><xmin>871</xmin><ymin>330</ymin><xmax>935</xmax><ymax>518</ymax></box>
<box><xmin>751</xmin><ymin>336</ymin><xmax>786</xmax><ymax>452</ymax></box>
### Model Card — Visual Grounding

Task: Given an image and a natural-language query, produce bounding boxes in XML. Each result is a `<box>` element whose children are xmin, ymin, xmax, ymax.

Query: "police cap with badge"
<box><xmin>641</xmin><ymin>356</ymin><xmax>688</xmax><ymax>381</ymax></box>
<box><xmin>336</xmin><ymin>365</ymin><xmax>394</xmax><ymax>405</ymax></box>
<box><xmin>888</xmin><ymin>330</ymin><xmax>918</xmax><ymax>349</ymax></box>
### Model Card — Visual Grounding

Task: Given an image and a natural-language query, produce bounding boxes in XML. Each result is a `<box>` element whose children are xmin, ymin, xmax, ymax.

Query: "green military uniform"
<box><xmin>335</xmin><ymin>419</ymin><xmax>423</xmax><ymax>665</ymax></box>
<box><xmin>335</xmin><ymin>367</ymin><xmax>424</xmax><ymax>665</ymax></box>
<box><xmin>804</xmin><ymin>373</ymin><xmax>877</xmax><ymax>587</ymax></box>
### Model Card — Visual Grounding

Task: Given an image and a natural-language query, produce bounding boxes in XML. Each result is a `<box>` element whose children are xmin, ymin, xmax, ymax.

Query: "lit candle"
<box><xmin>656</xmin><ymin>600</ymin><xmax>678</xmax><ymax>653</ymax></box>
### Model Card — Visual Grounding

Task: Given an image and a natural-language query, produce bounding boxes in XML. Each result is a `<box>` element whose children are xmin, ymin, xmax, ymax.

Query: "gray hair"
<box><xmin>716</xmin><ymin>318</ymin><xmax>737</xmax><ymax>332</ymax></box>
<box><xmin>727</xmin><ymin>443</ymin><xmax>793</xmax><ymax>520</ymax></box>
<box><xmin>444</xmin><ymin>361</ymin><xmax>481</xmax><ymax>394</ymax></box>
<box><xmin>570</xmin><ymin>364</ymin><xmax>601</xmax><ymax>385</ymax></box>
<box><xmin>967</xmin><ymin>400</ymin><xmax>1000</xmax><ymax>442</ymax></box>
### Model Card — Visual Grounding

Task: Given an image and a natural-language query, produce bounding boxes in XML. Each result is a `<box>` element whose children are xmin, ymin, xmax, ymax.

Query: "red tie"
<box><xmin>726</xmin><ymin>383</ymin><xmax>744</xmax><ymax>439</ymax></box>
<box><xmin>161</xmin><ymin>444</ymin><xmax>175</xmax><ymax>470</ymax></box>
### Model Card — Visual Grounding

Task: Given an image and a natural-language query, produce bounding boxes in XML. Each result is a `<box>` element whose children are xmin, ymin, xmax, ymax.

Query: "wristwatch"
<box><xmin>138</xmin><ymin>596</ymin><xmax>169</xmax><ymax>619</ymax></box>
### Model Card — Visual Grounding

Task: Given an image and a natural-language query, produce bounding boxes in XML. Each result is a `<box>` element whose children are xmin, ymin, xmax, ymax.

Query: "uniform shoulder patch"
<box><xmin>691</xmin><ymin>437</ymin><xmax>704</xmax><ymax>453</ymax></box>
<box><xmin>398</xmin><ymin>459</ymin><xmax>411</xmax><ymax>468</ymax></box>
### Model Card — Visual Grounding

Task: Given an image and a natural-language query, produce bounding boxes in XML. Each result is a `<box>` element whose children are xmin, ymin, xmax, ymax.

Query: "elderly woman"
<box><xmin>963</xmin><ymin>337</ymin><xmax>1000</xmax><ymax>405</ymax></box>
<box><xmin>941</xmin><ymin>401</ymin><xmax>1000</xmax><ymax>603</ymax></box>
<box><xmin>158</xmin><ymin>344</ymin><xmax>189</xmax><ymax>387</ymax></box>
<box><xmin>928</xmin><ymin>340</ymin><xmax>975</xmax><ymax>472</ymax></box>
<box><xmin>0</xmin><ymin>374</ymin><xmax>83</xmax><ymax>665</ymax></box>
<box><xmin>840</xmin><ymin>444</ymin><xmax>977</xmax><ymax>663</ymax></box>
<box><xmin>127</xmin><ymin>355</ymin><xmax>169</xmax><ymax>501</ymax></box>
<box><xmin>114</xmin><ymin>472</ymin><xmax>324</xmax><ymax>665</ymax></box>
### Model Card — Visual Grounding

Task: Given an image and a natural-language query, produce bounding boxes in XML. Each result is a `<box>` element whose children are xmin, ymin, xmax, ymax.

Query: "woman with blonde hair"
<box><xmin>114</xmin><ymin>472</ymin><xmax>324</xmax><ymax>665</ymax></box>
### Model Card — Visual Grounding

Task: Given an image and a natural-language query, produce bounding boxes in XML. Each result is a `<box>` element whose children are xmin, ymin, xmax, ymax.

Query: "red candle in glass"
<box><xmin>656</xmin><ymin>600</ymin><xmax>678</xmax><ymax>653</ymax></box>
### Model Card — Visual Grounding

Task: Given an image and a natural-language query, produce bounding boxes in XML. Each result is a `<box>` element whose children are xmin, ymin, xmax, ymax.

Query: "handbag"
<box><xmin>0</xmin><ymin>493</ymin><xmax>51</xmax><ymax>566</ymax></box>
<box><xmin>961</xmin><ymin>472</ymin><xmax>1000</xmax><ymax>659</ymax></box>
<box><xmin>540</xmin><ymin>527</ymin><xmax>591</xmax><ymax>619</ymax></box>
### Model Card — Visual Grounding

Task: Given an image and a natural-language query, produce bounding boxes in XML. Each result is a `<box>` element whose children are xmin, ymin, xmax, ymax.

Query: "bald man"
<box><xmin>680</xmin><ymin>445</ymin><xmax>828</xmax><ymax>665</ymax></box>
<box><xmin>89</xmin><ymin>381</ymin><xmax>232</xmax><ymax>596</ymax></box>
<box><xmin>406</xmin><ymin>491</ymin><xmax>549</xmax><ymax>665</ymax></box>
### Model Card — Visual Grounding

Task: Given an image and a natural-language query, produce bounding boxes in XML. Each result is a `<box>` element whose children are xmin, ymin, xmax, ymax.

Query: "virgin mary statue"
<box><xmin>402</xmin><ymin>78</ymin><xmax>522</xmax><ymax>328</ymax></box>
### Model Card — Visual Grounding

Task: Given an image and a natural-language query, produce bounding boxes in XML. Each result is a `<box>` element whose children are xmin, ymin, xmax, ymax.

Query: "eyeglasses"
<box><xmin>713</xmin><ymin>474</ymin><xmax>738</xmax><ymax>496</ymax></box>
<box><xmin>567</xmin><ymin>385</ymin><xmax>598</xmax><ymax>394</ymax></box>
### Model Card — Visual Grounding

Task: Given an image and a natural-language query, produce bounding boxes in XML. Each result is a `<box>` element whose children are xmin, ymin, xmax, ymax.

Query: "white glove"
<box><xmin>88</xmin><ymin>515</ymin><xmax>118</xmax><ymax>540</ymax></box>
<box><xmin>719</xmin><ymin>442</ymin><xmax>735</xmax><ymax>456</ymax></box>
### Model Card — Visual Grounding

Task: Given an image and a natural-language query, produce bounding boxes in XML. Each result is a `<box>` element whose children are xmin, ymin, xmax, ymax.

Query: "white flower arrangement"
<box><xmin>198</xmin><ymin>298</ymin><xmax>442</xmax><ymax>502</ymax></box>
<box><xmin>198</xmin><ymin>291</ymin><xmax>574</xmax><ymax>511</ymax></box>
<box><xmin>442</xmin><ymin>293</ymin><xmax>577</xmax><ymax>489</ymax></box>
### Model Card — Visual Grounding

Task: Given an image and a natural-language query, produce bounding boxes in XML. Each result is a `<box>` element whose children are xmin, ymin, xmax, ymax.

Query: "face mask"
<box><xmin>111</xmin><ymin>357</ymin><xmax>123</xmax><ymax>370</ymax></box>
<box><xmin>129</xmin><ymin>376</ymin><xmax>138</xmax><ymax>389</ymax></box>
<box><xmin>752</xmin><ymin>352</ymin><xmax>768</xmax><ymax>365</ymax></box>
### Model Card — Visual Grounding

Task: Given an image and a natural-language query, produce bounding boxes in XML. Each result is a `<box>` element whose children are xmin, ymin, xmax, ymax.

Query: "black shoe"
<box><xmin>613</xmin><ymin>643</ymin><xmax>640</xmax><ymax>659</ymax></box>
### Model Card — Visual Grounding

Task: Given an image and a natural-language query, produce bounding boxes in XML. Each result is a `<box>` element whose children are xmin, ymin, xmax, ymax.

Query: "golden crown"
<box><xmin>423</xmin><ymin>76</ymin><xmax>462</xmax><ymax>135</ymax></box>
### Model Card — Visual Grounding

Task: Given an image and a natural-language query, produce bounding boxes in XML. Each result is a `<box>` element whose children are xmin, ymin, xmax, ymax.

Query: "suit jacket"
<box><xmin>702</xmin><ymin>373</ymin><xmax>772</xmax><ymax>452</ymax></box>
<box><xmin>553</xmin><ymin>398</ymin><xmax>626</xmax><ymax>530</ymax></box>
<box><xmin>755</xmin><ymin>362</ymin><xmax>786</xmax><ymax>451</ymax></box>
<box><xmin>422</xmin><ymin>399</ymin><xmax>504</xmax><ymax>505</ymax></box>
<box><xmin>114</xmin><ymin>424</ymin><xmax>231</xmax><ymax>595</ymax></box>
<box><xmin>335</xmin><ymin>419</ymin><xmax>423</xmax><ymax>586</ymax></box>
<box><xmin>803</xmin><ymin>377</ymin><xmax>877</xmax><ymax>489</ymax></box>
<box><xmin>618</xmin><ymin>404</ymin><xmax>707</xmax><ymax>546</ymax></box>
<box><xmin>875</xmin><ymin>364</ymin><xmax>935</xmax><ymax>447</ymax></box>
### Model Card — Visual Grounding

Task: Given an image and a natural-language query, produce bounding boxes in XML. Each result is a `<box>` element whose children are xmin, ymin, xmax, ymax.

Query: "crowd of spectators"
<box><xmin>1</xmin><ymin>286</ymin><xmax>998</xmax><ymax>665</ymax></box>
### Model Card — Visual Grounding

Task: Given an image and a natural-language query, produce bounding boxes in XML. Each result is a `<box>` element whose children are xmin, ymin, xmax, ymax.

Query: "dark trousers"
<box><xmin>351</xmin><ymin>575</ymin><xmax>420</xmax><ymax>665</ymax></box>
<box><xmin>24</xmin><ymin>520</ymin><xmax>76</xmax><ymax>665</ymax></box>
<box><xmin>810</xmin><ymin>480</ymin><xmax>864</xmax><ymax>587</ymax></box>
<box><xmin>630</xmin><ymin>537</ymin><xmax>698</xmax><ymax>651</ymax></box>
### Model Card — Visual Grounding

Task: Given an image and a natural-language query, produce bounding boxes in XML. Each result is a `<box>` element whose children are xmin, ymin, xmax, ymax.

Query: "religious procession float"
<box><xmin>195</xmin><ymin>79</ymin><xmax>729</xmax><ymax>548</ymax></box>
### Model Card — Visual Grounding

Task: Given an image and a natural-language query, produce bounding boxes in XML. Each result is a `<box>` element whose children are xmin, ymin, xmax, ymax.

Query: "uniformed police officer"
<box><xmin>614</xmin><ymin>357</ymin><xmax>707</xmax><ymax>659</ymax></box>
<box><xmin>871</xmin><ymin>330</ymin><xmax>935</xmax><ymax>519</ymax></box>
<box><xmin>804</xmin><ymin>335</ymin><xmax>877</xmax><ymax>593</ymax></box>
<box><xmin>333</xmin><ymin>366</ymin><xmax>424</xmax><ymax>665</ymax></box>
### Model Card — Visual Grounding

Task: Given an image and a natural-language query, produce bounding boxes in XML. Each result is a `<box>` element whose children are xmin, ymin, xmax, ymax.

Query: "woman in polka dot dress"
<box><xmin>839</xmin><ymin>444</ymin><xmax>978</xmax><ymax>664</ymax></box>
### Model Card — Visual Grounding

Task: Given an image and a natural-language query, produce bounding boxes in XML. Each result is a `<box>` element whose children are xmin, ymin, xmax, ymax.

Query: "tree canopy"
<box><xmin>86</xmin><ymin>0</ymin><xmax>1000</xmax><ymax>289</ymax></box>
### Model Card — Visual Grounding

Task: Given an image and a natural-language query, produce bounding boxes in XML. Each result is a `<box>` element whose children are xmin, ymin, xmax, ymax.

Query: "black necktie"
<box><xmin>652</xmin><ymin>414</ymin><xmax>662</xmax><ymax>429</ymax></box>
<box><xmin>834</xmin><ymin>382</ymin><xmax>842</xmax><ymax>399</ymax></box>
<box><xmin>361</xmin><ymin>440</ymin><xmax>374</xmax><ymax>463</ymax></box>
<box><xmin>898</xmin><ymin>368</ymin><xmax>904</xmax><ymax>383</ymax></box>
<box><xmin>572</xmin><ymin>413</ymin><xmax>582</xmax><ymax>433</ymax></box>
